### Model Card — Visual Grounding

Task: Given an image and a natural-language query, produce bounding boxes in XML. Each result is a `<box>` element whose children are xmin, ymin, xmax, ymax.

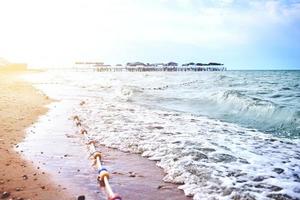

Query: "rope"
<box><xmin>73</xmin><ymin>115</ymin><xmax>122</xmax><ymax>200</ymax></box>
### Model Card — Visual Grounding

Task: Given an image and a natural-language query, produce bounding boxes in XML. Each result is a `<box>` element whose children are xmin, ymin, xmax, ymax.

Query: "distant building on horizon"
<box><xmin>166</xmin><ymin>62</ymin><xmax>178</xmax><ymax>67</ymax></box>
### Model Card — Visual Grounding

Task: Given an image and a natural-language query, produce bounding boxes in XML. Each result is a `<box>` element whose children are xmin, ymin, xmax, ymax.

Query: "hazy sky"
<box><xmin>0</xmin><ymin>0</ymin><xmax>299</xmax><ymax>69</ymax></box>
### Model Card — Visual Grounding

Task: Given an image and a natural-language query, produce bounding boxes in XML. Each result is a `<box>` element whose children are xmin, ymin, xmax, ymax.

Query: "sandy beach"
<box><xmin>0</xmin><ymin>70</ymin><xmax>191</xmax><ymax>200</ymax></box>
<box><xmin>0</xmin><ymin>71</ymin><xmax>71</xmax><ymax>200</ymax></box>
<box><xmin>2</xmin><ymin>68</ymin><xmax>298</xmax><ymax>200</ymax></box>
<box><xmin>1</xmin><ymin>0</ymin><xmax>299</xmax><ymax>199</ymax></box>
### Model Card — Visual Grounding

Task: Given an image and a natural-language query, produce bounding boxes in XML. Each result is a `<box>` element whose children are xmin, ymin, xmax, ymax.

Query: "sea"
<box><xmin>22</xmin><ymin>69</ymin><xmax>300</xmax><ymax>200</ymax></box>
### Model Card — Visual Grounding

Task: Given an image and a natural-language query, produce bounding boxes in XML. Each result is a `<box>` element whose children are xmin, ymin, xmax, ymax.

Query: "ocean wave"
<box><xmin>23</xmin><ymin>69</ymin><xmax>300</xmax><ymax>200</ymax></box>
<box><xmin>77</xmin><ymin>100</ymin><xmax>300</xmax><ymax>200</ymax></box>
<box><xmin>158</xmin><ymin>88</ymin><xmax>299</xmax><ymax>138</ymax></box>
<box><xmin>212</xmin><ymin>90</ymin><xmax>299</xmax><ymax>136</ymax></box>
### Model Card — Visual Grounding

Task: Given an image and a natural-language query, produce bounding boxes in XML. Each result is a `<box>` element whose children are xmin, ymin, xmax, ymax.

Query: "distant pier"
<box><xmin>74</xmin><ymin>61</ymin><xmax>227</xmax><ymax>72</ymax></box>
<box><xmin>94</xmin><ymin>66</ymin><xmax>226</xmax><ymax>72</ymax></box>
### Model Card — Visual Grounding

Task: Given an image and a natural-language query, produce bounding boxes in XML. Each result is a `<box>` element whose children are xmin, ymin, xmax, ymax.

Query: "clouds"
<box><xmin>0</xmin><ymin>0</ymin><xmax>299</xmax><ymax>68</ymax></box>
<box><xmin>146</xmin><ymin>0</ymin><xmax>300</xmax><ymax>47</ymax></box>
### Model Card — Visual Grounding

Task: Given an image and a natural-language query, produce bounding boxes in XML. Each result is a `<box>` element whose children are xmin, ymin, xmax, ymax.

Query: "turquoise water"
<box><xmin>133</xmin><ymin>70</ymin><xmax>300</xmax><ymax>138</ymax></box>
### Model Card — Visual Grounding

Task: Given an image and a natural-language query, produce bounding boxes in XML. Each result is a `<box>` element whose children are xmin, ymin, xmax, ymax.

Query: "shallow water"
<box><xmin>18</xmin><ymin>100</ymin><xmax>102</xmax><ymax>199</ymax></box>
<box><xmin>18</xmin><ymin>101</ymin><xmax>190</xmax><ymax>200</ymax></box>
<box><xmin>22</xmin><ymin>70</ymin><xmax>300</xmax><ymax>200</ymax></box>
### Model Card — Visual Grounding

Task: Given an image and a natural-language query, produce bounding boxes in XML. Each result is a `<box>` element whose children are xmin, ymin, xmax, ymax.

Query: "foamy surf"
<box><xmin>22</xmin><ymin>69</ymin><xmax>300</xmax><ymax>200</ymax></box>
<box><xmin>77</xmin><ymin>99</ymin><xmax>300</xmax><ymax>200</ymax></box>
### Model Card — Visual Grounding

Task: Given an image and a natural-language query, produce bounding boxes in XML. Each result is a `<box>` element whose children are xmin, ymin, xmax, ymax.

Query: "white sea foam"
<box><xmin>22</xmin><ymin>70</ymin><xmax>300</xmax><ymax>200</ymax></box>
<box><xmin>77</xmin><ymin>99</ymin><xmax>300</xmax><ymax>200</ymax></box>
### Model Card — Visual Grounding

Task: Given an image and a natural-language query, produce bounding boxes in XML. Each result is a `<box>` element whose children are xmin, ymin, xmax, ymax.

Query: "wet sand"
<box><xmin>96</xmin><ymin>145</ymin><xmax>192</xmax><ymax>200</ymax></box>
<box><xmin>0</xmin><ymin>71</ymin><xmax>71</xmax><ymax>200</ymax></box>
<box><xmin>18</xmin><ymin>98</ymin><xmax>191</xmax><ymax>200</ymax></box>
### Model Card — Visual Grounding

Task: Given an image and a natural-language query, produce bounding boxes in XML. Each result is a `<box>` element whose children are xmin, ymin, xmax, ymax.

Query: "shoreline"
<box><xmin>4</xmin><ymin>70</ymin><xmax>191</xmax><ymax>199</ymax></box>
<box><xmin>0</xmin><ymin>71</ymin><xmax>71</xmax><ymax>200</ymax></box>
<box><xmin>17</xmin><ymin>87</ymin><xmax>191</xmax><ymax>199</ymax></box>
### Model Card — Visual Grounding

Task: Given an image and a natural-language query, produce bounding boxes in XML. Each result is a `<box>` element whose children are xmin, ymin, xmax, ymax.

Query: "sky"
<box><xmin>0</xmin><ymin>0</ymin><xmax>299</xmax><ymax>69</ymax></box>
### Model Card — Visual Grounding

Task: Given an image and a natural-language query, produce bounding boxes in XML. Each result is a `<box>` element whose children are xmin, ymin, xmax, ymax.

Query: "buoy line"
<box><xmin>73</xmin><ymin>115</ymin><xmax>122</xmax><ymax>200</ymax></box>
<box><xmin>142</xmin><ymin>80</ymin><xmax>200</xmax><ymax>91</ymax></box>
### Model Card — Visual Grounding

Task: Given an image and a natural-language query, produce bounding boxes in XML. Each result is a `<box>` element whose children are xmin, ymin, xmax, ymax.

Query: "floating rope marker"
<box><xmin>77</xmin><ymin>195</ymin><xmax>85</xmax><ymax>200</ymax></box>
<box><xmin>73</xmin><ymin>116</ymin><xmax>122</xmax><ymax>200</ymax></box>
<box><xmin>80</xmin><ymin>129</ymin><xmax>88</xmax><ymax>135</ymax></box>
